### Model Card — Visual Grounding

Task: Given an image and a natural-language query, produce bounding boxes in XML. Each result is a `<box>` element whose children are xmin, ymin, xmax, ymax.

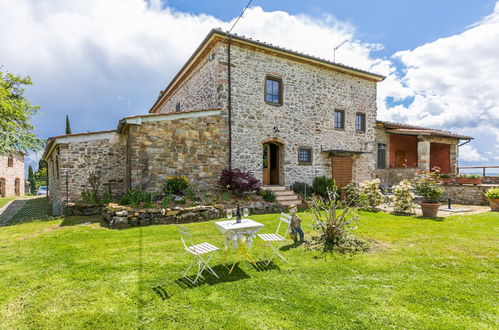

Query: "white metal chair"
<box><xmin>176</xmin><ymin>224</ymin><xmax>219</xmax><ymax>284</ymax></box>
<box><xmin>257</xmin><ymin>213</ymin><xmax>291</xmax><ymax>265</ymax></box>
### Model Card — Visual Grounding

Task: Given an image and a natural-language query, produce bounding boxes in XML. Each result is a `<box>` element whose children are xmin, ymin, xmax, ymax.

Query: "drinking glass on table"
<box><xmin>243</xmin><ymin>208</ymin><xmax>249</xmax><ymax>218</ymax></box>
<box><xmin>226</xmin><ymin>209</ymin><xmax>233</xmax><ymax>220</ymax></box>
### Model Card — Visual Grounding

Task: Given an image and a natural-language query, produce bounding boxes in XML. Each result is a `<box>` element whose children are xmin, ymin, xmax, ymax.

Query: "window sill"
<box><xmin>298</xmin><ymin>162</ymin><xmax>312</xmax><ymax>166</ymax></box>
<box><xmin>355</xmin><ymin>130</ymin><xmax>366</xmax><ymax>134</ymax></box>
<box><xmin>334</xmin><ymin>128</ymin><xmax>345</xmax><ymax>131</ymax></box>
<box><xmin>265</xmin><ymin>101</ymin><xmax>282</xmax><ymax>107</ymax></box>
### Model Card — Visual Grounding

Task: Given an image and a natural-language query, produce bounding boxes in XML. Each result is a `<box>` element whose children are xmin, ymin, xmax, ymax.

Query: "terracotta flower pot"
<box><xmin>455</xmin><ymin>177</ymin><xmax>482</xmax><ymax>185</ymax></box>
<box><xmin>420</xmin><ymin>202</ymin><xmax>440</xmax><ymax>217</ymax></box>
<box><xmin>441</xmin><ymin>178</ymin><xmax>452</xmax><ymax>184</ymax></box>
<box><xmin>487</xmin><ymin>198</ymin><xmax>499</xmax><ymax>212</ymax></box>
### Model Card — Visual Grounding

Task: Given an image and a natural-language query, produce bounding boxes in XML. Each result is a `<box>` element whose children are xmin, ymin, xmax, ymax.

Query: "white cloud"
<box><xmin>0</xmin><ymin>1</ymin><xmax>390</xmax><ymax>138</ymax></box>
<box><xmin>0</xmin><ymin>0</ymin><xmax>497</xmax><ymax>167</ymax></box>
<box><xmin>378</xmin><ymin>2</ymin><xmax>499</xmax><ymax>164</ymax></box>
<box><xmin>459</xmin><ymin>144</ymin><xmax>488</xmax><ymax>162</ymax></box>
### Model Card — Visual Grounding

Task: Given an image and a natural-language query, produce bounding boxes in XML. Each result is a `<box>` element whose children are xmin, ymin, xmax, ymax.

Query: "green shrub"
<box><xmin>342</xmin><ymin>182</ymin><xmax>360</xmax><ymax>205</ymax></box>
<box><xmin>186</xmin><ymin>188</ymin><xmax>199</xmax><ymax>201</ymax></box>
<box><xmin>457</xmin><ymin>174</ymin><xmax>481</xmax><ymax>178</ymax></box>
<box><xmin>81</xmin><ymin>190</ymin><xmax>98</xmax><ymax>204</ymax></box>
<box><xmin>161</xmin><ymin>194</ymin><xmax>173</xmax><ymax>208</ymax></box>
<box><xmin>390</xmin><ymin>180</ymin><xmax>415</xmax><ymax>214</ymax></box>
<box><xmin>485</xmin><ymin>188</ymin><xmax>499</xmax><ymax>199</ymax></box>
<box><xmin>358</xmin><ymin>179</ymin><xmax>384</xmax><ymax>211</ymax></box>
<box><xmin>312</xmin><ymin>176</ymin><xmax>335</xmax><ymax>199</ymax></box>
<box><xmin>439</xmin><ymin>174</ymin><xmax>451</xmax><ymax>179</ymax></box>
<box><xmin>412</xmin><ymin>170</ymin><xmax>444</xmax><ymax>203</ymax></box>
<box><xmin>120</xmin><ymin>190</ymin><xmax>151</xmax><ymax>208</ymax></box>
<box><xmin>163</xmin><ymin>176</ymin><xmax>190</xmax><ymax>195</ymax></box>
<box><xmin>259</xmin><ymin>189</ymin><xmax>276</xmax><ymax>203</ymax></box>
<box><xmin>292</xmin><ymin>181</ymin><xmax>312</xmax><ymax>198</ymax></box>
<box><xmin>221</xmin><ymin>191</ymin><xmax>231</xmax><ymax>202</ymax></box>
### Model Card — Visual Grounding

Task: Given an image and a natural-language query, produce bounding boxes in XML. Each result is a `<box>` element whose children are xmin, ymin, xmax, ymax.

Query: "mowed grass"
<box><xmin>0</xmin><ymin>211</ymin><xmax>498</xmax><ymax>329</ymax></box>
<box><xmin>0</xmin><ymin>197</ymin><xmax>14</xmax><ymax>208</ymax></box>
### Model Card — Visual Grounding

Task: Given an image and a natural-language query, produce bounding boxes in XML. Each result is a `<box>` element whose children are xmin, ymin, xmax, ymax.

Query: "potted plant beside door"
<box><xmin>412</xmin><ymin>170</ymin><xmax>444</xmax><ymax>217</ymax></box>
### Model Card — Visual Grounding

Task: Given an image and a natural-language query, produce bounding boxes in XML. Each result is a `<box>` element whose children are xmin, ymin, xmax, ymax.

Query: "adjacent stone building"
<box><xmin>375</xmin><ymin>121</ymin><xmax>471</xmax><ymax>186</ymax></box>
<box><xmin>42</xmin><ymin>29</ymin><xmax>472</xmax><ymax>213</ymax></box>
<box><xmin>0</xmin><ymin>153</ymin><xmax>25</xmax><ymax>197</ymax></box>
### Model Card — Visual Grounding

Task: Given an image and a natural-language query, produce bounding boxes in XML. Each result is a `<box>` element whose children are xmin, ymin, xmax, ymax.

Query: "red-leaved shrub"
<box><xmin>219</xmin><ymin>168</ymin><xmax>260</xmax><ymax>194</ymax></box>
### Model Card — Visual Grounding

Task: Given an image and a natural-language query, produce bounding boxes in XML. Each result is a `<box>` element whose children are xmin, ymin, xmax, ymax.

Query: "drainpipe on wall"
<box><xmin>227</xmin><ymin>34</ymin><xmax>232</xmax><ymax>170</ymax></box>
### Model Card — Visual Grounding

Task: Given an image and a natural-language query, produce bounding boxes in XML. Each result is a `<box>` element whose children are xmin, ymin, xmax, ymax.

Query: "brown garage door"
<box><xmin>332</xmin><ymin>156</ymin><xmax>353</xmax><ymax>188</ymax></box>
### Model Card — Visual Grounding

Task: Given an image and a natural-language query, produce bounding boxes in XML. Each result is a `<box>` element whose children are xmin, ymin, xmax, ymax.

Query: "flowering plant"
<box><xmin>358</xmin><ymin>179</ymin><xmax>384</xmax><ymax>211</ymax></box>
<box><xmin>484</xmin><ymin>188</ymin><xmax>499</xmax><ymax>199</ymax></box>
<box><xmin>163</xmin><ymin>176</ymin><xmax>190</xmax><ymax>195</ymax></box>
<box><xmin>390</xmin><ymin>180</ymin><xmax>415</xmax><ymax>214</ymax></box>
<box><xmin>412</xmin><ymin>170</ymin><xmax>444</xmax><ymax>203</ymax></box>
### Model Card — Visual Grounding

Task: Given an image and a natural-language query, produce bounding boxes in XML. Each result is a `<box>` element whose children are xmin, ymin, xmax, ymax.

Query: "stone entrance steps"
<box><xmin>262</xmin><ymin>185</ymin><xmax>302</xmax><ymax>207</ymax></box>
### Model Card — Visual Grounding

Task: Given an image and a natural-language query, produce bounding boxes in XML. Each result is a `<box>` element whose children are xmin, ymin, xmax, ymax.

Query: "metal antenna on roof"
<box><xmin>333</xmin><ymin>39</ymin><xmax>349</xmax><ymax>63</ymax></box>
<box><xmin>228</xmin><ymin>0</ymin><xmax>253</xmax><ymax>34</ymax></box>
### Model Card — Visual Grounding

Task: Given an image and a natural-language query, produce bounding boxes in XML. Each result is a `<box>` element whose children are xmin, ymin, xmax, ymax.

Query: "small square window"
<box><xmin>175</xmin><ymin>102</ymin><xmax>181</xmax><ymax>112</ymax></box>
<box><xmin>298</xmin><ymin>148</ymin><xmax>312</xmax><ymax>164</ymax></box>
<box><xmin>334</xmin><ymin>110</ymin><xmax>345</xmax><ymax>129</ymax></box>
<box><xmin>356</xmin><ymin>113</ymin><xmax>366</xmax><ymax>132</ymax></box>
<box><xmin>265</xmin><ymin>77</ymin><xmax>282</xmax><ymax>105</ymax></box>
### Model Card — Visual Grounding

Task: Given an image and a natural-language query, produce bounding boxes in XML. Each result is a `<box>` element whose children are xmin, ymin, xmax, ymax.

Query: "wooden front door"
<box><xmin>395</xmin><ymin>151</ymin><xmax>406</xmax><ymax>168</ymax></box>
<box><xmin>332</xmin><ymin>156</ymin><xmax>353</xmax><ymax>188</ymax></box>
<box><xmin>262</xmin><ymin>143</ymin><xmax>280</xmax><ymax>185</ymax></box>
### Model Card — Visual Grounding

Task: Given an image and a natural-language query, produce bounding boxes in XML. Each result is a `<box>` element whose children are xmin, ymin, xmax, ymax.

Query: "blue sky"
<box><xmin>0</xmin><ymin>0</ymin><xmax>498</xmax><ymax>170</ymax></box>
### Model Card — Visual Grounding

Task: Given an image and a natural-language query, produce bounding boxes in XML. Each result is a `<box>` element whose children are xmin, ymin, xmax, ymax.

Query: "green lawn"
<box><xmin>0</xmin><ymin>197</ymin><xmax>14</xmax><ymax>208</ymax></box>
<box><xmin>0</xmin><ymin>211</ymin><xmax>498</xmax><ymax>329</ymax></box>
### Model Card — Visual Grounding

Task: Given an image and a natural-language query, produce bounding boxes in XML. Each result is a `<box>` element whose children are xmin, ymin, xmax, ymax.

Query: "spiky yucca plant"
<box><xmin>310</xmin><ymin>185</ymin><xmax>367</xmax><ymax>253</ymax></box>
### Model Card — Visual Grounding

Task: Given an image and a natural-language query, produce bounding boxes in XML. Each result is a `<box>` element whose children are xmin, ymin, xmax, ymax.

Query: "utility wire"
<box><xmin>228</xmin><ymin>0</ymin><xmax>253</xmax><ymax>34</ymax></box>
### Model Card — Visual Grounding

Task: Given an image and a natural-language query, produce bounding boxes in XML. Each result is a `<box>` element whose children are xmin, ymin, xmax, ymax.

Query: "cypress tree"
<box><xmin>65</xmin><ymin>115</ymin><xmax>72</xmax><ymax>134</ymax></box>
<box><xmin>28</xmin><ymin>165</ymin><xmax>36</xmax><ymax>194</ymax></box>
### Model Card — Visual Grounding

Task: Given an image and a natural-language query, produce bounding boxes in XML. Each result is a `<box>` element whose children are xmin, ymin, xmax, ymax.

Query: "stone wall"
<box><xmin>225</xmin><ymin>42</ymin><xmax>377</xmax><ymax>186</ymax></box>
<box><xmin>47</xmin><ymin>133</ymin><xmax>126</xmax><ymax>215</ymax></box>
<box><xmin>484</xmin><ymin>176</ymin><xmax>499</xmax><ymax>184</ymax></box>
<box><xmin>0</xmin><ymin>153</ymin><xmax>25</xmax><ymax>197</ymax></box>
<box><xmin>157</xmin><ymin>44</ymin><xmax>226</xmax><ymax>113</ymax></box>
<box><xmin>126</xmin><ymin>112</ymin><xmax>228</xmax><ymax>194</ymax></box>
<box><xmin>441</xmin><ymin>184</ymin><xmax>499</xmax><ymax>206</ymax></box>
<box><xmin>376</xmin><ymin>168</ymin><xmax>419</xmax><ymax>187</ymax></box>
<box><xmin>104</xmin><ymin>202</ymin><xmax>285</xmax><ymax>229</ymax></box>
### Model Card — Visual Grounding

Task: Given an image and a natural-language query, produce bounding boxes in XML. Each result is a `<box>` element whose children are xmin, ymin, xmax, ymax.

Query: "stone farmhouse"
<box><xmin>0</xmin><ymin>153</ymin><xmax>25</xmax><ymax>197</ymax></box>
<box><xmin>42</xmin><ymin>29</ymin><xmax>471</xmax><ymax>213</ymax></box>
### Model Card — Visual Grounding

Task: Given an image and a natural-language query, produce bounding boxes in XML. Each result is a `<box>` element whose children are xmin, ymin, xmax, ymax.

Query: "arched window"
<box><xmin>7</xmin><ymin>155</ymin><xmax>13</xmax><ymax>167</ymax></box>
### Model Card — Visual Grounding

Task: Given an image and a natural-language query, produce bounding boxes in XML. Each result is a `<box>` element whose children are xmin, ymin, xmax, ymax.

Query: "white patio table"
<box><xmin>214</xmin><ymin>219</ymin><xmax>264</xmax><ymax>273</ymax></box>
<box><xmin>214</xmin><ymin>218</ymin><xmax>264</xmax><ymax>250</ymax></box>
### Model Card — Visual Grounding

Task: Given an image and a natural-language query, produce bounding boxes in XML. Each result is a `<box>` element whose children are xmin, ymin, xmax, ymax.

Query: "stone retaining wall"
<box><xmin>441</xmin><ymin>184</ymin><xmax>499</xmax><ymax>206</ymax></box>
<box><xmin>68</xmin><ymin>202</ymin><xmax>286</xmax><ymax>229</ymax></box>
<box><xmin>483</xmin><ymin>176</ymin><xmax>499</xmax><ymax>184</ymax></box>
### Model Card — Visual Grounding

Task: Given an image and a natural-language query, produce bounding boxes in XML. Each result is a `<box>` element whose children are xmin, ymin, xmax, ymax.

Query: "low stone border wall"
<box><xmin>68</xmin><ymin>202</ymin><xmax>286</xmax><ymax>229</ymax></box>
<box><xmin>67</xmin><ymin>203</ymin><xmax>105</xmax><ymax>216</ymax></box>
<box><xmin>441</xmin><ymin>184</ymin><xmax>499</xmax><ymax>206</ymax></box>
